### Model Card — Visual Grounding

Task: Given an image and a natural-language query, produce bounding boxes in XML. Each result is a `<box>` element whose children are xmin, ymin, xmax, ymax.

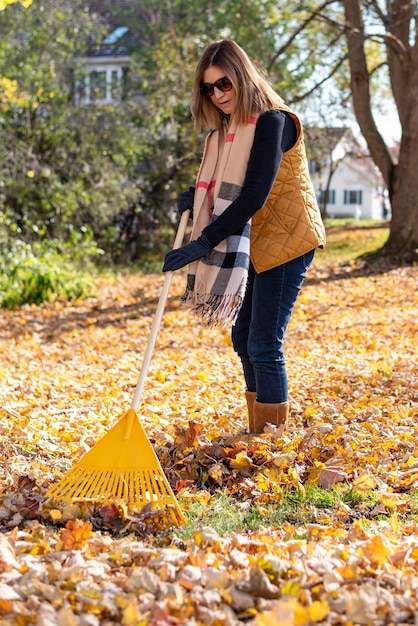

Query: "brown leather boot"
<box><xmin>253</xmin><ymin>400</ymin><xmax>289</xmax><ymax>435</ymax></box>
<box><xmin>245</xmin><ymin>391</ymin><xmax>257</xmax><ymax>432</ymax></box>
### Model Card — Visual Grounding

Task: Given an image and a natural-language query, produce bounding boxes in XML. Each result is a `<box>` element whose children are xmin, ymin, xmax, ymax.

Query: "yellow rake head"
<box><xmin>46</xmin><ymin>409</ymin><xmax>186</xmax><ymax>526</ymax></box>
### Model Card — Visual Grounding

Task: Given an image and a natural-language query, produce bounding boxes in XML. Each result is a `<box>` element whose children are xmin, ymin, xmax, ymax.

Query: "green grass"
<box><xmin>174</xmin><ymin>486</ymin><xmax>387</xmax><ymax>539</ymax></box>
<box><xmin>174</xmin><ymin>484</ymin><xmax>418</xmax><ymax>539</ymax></box>
<box><xmin>320</xmin><ymin>219</ymin><xmax>389</xmax><ymax>265</ymax></box>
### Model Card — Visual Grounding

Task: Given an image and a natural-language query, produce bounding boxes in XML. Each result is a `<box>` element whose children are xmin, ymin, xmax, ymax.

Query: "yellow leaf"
<box><xmin>281</xmin><ymin>579</ymin><xmax>300</xmax><ymax>597</ymax></box>
<box><xmin>304</xmin><ymin>405</ymin><xmax>316</xmax><ymax>418</ymax></box>
<box><xmin>155</xmin><ymin>370</ymin><xmax>165</xmax><ymax>383</ymax></box>
<box><xmin>307</xmin><ymin>599</ymin><xmax>330</xmax><ymax>621</ymax></box>
<box><xmin>208</xmin><ymin>463</ymin><xmax>224</xmax><ymax>483</ymax></box>
<box><xmin>0</xmin><ymin>0</ymin><xmax>33</xmax><ymax>10</ymax></box>
<box><xmin>230</xmin><ymin>451</ymin><xmax>254</xmax><ymax>468</ymax></box>
<box><xmin>336</xmin><ymin>565</ymin><xmax>358</xmax><ymax>581</ymax></box>
<box><xmin>378</xmin><ymin>492</ymin><xmax>400</xmax><ymax>509</ymax></box>
<box><xmin>178</xmin><ymin>488</ymin><xmax>211</xmax><ymax>504</ymax></box>
<box><xmin>121</xmin><ymin>601</ymin><xmax>142</xmax><ymax>625</ymax></box>
<box><xmin>0</xmin><ymin>599</ymin><xmax>13</xmax><ymax>614</ymax></box>
<box><xmin>263</xmin><ymin>467</ymin><xmax>283</xmax><ymax>484</ymax></box>
<box><xmin>222</xmin><ymin>333</ymin><xmax>232</xmax><ymax>346</ymax></box>
<box><xmin>352</xmin><ymin>472</ymin><xmax>377</xmax><ymax>494</ymax></box>
<box><xmin>293</xmin><ymin>599</ymin><xmax>330</xmax><ymax>625</ymax></box>
<box><xmin>256</xmin><ymin>472</ymin><xmax>274</xmax><ymax>493</ymax></box>
<box><xmin>305</xmin><ymin>461</ymin><xmax>326</xmax><ymax>485</ymax></box>
<box><xmin>360</xmin><ymin>535</ymin><xmax>392</xmax><ymax>566</ymax></box>
<box><xmin>389</xmin><ymin>512</ymin><xmax>399</xmax><ymax>533</ymax></box>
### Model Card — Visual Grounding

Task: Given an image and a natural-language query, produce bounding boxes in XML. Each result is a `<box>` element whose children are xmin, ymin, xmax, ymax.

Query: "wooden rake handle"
<box><xmin>130</xmin><ymin>209</ymin><xmax>190</xmax><ymax>412</ymax></box>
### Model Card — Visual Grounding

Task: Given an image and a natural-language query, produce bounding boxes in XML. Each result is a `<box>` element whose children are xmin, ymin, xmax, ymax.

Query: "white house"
<box><xmin>74</xmin><ymin>2</ymin><xmax>143</xmax><ymax>106</ymax></box>
<box><xmin>306</xmin><ymin>127</ymin><xmax>389</xmax><ymax>220</ymax></box>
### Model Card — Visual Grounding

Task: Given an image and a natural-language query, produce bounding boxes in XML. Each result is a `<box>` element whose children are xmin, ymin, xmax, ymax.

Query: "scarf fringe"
<box><xmin>183</xmin><ymin>287</ymin><xmax>243</xmax><ymax>327</ymax></box>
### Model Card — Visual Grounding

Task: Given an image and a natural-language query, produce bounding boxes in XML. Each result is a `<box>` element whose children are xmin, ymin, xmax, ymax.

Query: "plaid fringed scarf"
<box><xmin>183</xmin><ymin>115</ymin><xmax>258</xmax><ymax>326</ymax></box>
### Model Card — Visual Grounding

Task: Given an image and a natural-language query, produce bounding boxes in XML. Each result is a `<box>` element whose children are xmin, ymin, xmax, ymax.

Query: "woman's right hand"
<box><xmin>177</xmin><ymin>187</ymin><xmax>195</xmax><ymax>216</ymax></box>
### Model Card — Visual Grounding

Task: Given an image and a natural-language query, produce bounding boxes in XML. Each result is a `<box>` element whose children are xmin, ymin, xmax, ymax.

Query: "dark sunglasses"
<box><xmin>200</xmin><ymin>76</ymin><xmax>233</xmax><ymax>97</ymax></box>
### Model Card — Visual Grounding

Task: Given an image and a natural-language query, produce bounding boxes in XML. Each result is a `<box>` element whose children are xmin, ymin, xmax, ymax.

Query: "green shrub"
<box><xmin>0</xmin><ymin>237</ymin><xmax>100</xmax><ymax>308</ymax></box>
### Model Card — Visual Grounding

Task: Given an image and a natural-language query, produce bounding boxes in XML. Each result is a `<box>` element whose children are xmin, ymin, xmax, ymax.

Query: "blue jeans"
<box><xmin>231</xmin><ymin>250</ymin><xmax>314</xmax><ymax>403</ymax></box>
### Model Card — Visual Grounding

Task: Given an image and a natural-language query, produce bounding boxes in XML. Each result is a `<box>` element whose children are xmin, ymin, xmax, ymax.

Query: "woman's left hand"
<box><xmin>162</xmin><ymin>234</ymin><xmax>212</xmax><ymax>272</ymax></box>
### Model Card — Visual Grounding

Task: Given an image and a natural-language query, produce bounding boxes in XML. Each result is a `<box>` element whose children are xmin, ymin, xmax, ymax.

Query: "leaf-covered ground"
<box><xmin>0</xmin><ymin>228</ymin><xmax>417</xmax><ymax>625</ymax></box>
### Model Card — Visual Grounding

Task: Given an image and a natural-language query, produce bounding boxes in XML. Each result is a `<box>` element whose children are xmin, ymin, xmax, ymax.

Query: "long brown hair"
<box><xmin>192</xmin><ymin>39</ymin><xmax>284</xmax><ymax>131</ymax></box>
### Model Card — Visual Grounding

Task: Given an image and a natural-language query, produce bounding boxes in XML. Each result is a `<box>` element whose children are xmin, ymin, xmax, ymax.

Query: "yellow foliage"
<box><xmin>0</xmin><ymin>0</ymin><xmax>33</xmax><ymax>9</ymax></box>
<box><xmin>0</xmin><ymin>77</ymin><xmax>27</xmax><ymax>110</ymax></box>
<box><xmin>378</xmin><ymin>492</ymin><xmax>401</xmax><ymax>509</ymax></box>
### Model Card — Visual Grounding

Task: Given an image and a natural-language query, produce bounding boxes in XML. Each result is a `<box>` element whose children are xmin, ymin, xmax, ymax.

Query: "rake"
<box><xmin>46</xmin><ymin>211</ymin><xmax>191</xmax><ymax>526</ymax></box>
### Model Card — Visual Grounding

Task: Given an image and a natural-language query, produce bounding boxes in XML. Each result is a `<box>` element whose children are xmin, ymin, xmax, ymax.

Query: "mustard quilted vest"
<box><xmin>250</xmin><ymin>105</ymin><xmax>326</xmax><ymax>273</ymax></box>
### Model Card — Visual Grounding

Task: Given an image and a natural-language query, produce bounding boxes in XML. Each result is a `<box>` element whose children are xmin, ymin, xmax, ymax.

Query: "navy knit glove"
<box><xmin>177</xmin><ymin>187</ymin><xmax>195</xmax><ymax>217</ymax></box>
<box><xmin>162</xmin><ymin>234</ymin><xmax>212</xmax><ymax>272</ymax></box>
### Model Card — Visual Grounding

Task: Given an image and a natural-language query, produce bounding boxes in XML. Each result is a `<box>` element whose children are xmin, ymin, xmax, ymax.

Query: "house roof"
<box><xmin>305</xmin><ymin>126</ymin><xmax>384</xmax><ymax>185</ymax></box>
<box><xmin>83</xmin><ymin>0</ymin><xmax>146</xmax><ymax>57</ymax></box>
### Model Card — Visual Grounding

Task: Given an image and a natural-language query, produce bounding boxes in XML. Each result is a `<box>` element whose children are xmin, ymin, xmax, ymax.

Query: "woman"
<box><xmin>163</xmin><ymin>39</ymin><xmax>325</xmax><ymax>434</ymax></box>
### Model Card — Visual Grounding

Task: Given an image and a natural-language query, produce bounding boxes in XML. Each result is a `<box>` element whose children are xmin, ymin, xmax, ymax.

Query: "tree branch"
<box><xmin>266</xmin><ymin>0</ymin><xmax>341</xmax><ymax>72</ymax></box>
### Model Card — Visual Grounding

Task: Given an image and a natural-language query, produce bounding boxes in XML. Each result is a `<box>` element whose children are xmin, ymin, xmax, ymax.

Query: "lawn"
<box><xmin>0</xmin><ymin>220</ymin><xmax>417</xmax><ymax>625</ymax></box>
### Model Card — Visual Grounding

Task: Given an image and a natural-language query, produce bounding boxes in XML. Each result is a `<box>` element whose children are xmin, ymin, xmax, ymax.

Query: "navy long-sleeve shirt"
<box><xmin>201</xmin><ymin>110</ymin><xmax>297</xmax><ymax>248</ymax></box>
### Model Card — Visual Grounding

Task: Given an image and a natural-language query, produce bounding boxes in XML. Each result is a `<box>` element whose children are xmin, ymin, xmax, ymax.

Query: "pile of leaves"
<box><xmin>0</xmin><ymin>231</ymin><xmax>417</xmax><ymax>625</ymax></box>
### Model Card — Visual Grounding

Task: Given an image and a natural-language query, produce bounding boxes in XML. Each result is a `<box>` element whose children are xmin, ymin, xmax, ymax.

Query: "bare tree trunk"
<box><xmin>389</xmin><ymin>44</ymin><xmax>418</xmax><ymax>255</ymax></box>
<box><xmin>342</xmin><ymin>0</ymin><xmax>418</xmax><ymax>257</ymax></box>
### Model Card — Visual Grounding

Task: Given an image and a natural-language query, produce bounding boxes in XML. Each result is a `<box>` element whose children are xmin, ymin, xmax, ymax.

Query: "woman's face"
<box><xmin>202</xmin><ymin>65</ymin><xmax>236</xmax><ymax>115</ymax></box>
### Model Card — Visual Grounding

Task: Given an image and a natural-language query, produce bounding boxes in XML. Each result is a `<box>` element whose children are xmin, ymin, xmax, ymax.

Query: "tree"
<box><xmin>249</xmin><ymin>0</ymin><xmax>417</xmax><ymax>257</ymax></box>
<box><xmin>265</xmin><ymin>0</ymin><xmax>417</xmax><ymax>257</ymax></box>
<box><xmin>341</xmin><ymin>0</ymin><xmax>418</xmax><ymax>257</ymax></box>
<box><xmin>0</xmin><ymin>0</ymin><xmax>147</xmax><ymax>259</ymax></box>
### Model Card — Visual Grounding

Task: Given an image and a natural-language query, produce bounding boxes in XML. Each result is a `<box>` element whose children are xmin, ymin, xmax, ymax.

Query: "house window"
<box><xmin>327</xmin><ymin>189</ymin><xmax>335</xmax><ymax>204</ymax></box>
<box><xmin>318</xmin><ymin>189</ymin><xmax>336</xmax><ymax>205</ymax></box>
<box><xmin>344</xmin><ymin>190</ymin><xmax>363</xmax><ymax>205</ymax></box>
<box><xmin>75</xmin><ymin>65</ymin><xmax>126</xmax><ymax>105</ymax></box>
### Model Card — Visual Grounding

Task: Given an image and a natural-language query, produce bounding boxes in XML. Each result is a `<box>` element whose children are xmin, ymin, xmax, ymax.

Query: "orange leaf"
<box><xmin>185</xmin><ymin>421</ymin><xmax>204</xmax><ymax>447</ymax></box>
<box><xmin>0</xmin><ymin>599</ymin><xmax>13</xmax><ymax>615</ymax></box>
<box><xmin>59</xmin><ymin>519</ymin><xmax>93</xmax><ymax>550</ymax></box>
